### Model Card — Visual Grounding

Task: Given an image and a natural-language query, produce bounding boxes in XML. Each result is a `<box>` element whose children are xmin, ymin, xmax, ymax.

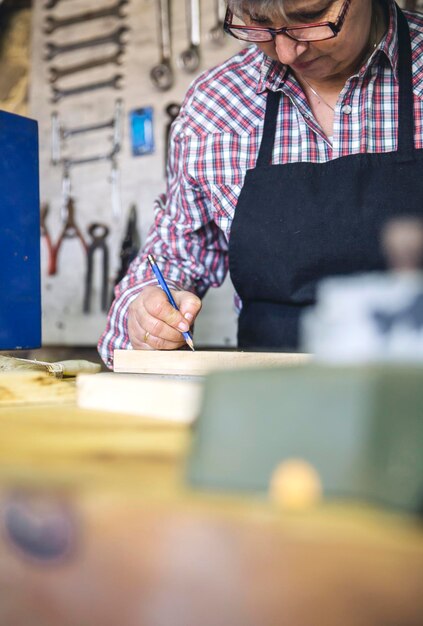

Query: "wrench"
<box><xmin>49</xmin><ymin>49</ymin><xmax>124</xmax><ymax>84</ymax></box>
<box><xmin>51</xmin><ymin>74</ymin><xmax>123</xmax><ymax>103</ymax></box>
<box><xmin>164</xmin><ymin>102</ymin><xmax>180</xmax><ymax>173</ymax></box>
<box><xmin>179</xmin><ymin>0</ymin><xmax>201</xmax><ymax>73</ymax></box>
<box><xmin>208</xmin><ymin>0</ymin><xmax>226</xmax><ymax>45</ymax></box>
<box><xmin>44</xmin><ymin>0</ymin><xmax>129</xmax><ymax>35</ymax></box>
<box><xmin>110</xmin><ymin>157</ymin><xmax>121</xmax><ymax>220</ymax></box>
<box><xmin>150</xmin><ymin>0</ymin><xmax>173</xmax><ymax>91</ymax></box>
<box><xmin>52</xmin><ymin>99</ymin><xmax>123</xmax><ymax>145</ymax></box>
<box><xmin>63</xmin><ymin>147</ymin><xmax>119</xmax><ymax>170</ymax></box>
<box><xmin>45</xmin><ymin>25</ymin><xmax>129</xmax><ymax>61</ymax></box>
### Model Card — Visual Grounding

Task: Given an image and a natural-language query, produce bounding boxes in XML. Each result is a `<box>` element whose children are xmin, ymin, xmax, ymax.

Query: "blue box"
<box><xmin>0</xmin><ymin>111</ymin><xmax>41</xmax><ymax>349</ymax></box>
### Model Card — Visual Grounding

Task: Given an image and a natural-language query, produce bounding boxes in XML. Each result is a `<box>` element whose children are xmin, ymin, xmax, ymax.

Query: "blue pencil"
<box><xmin>147</xmin><ymin>254</ymin><xmax>195</xmax><ymax>351</ymax></box>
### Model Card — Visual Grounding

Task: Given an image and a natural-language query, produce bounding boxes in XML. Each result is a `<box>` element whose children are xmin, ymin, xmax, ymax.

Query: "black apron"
<box><xmin>228</xmin><ymin>5</ymin><xmax>423</xmax><ymax>350</ymax></box>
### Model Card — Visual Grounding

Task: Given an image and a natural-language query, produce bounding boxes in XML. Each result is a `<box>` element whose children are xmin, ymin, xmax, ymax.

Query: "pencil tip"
<box><xmin>186</xmin><ymin>338</ymin><xmax>195</xmax><ymax>351</ymax></box>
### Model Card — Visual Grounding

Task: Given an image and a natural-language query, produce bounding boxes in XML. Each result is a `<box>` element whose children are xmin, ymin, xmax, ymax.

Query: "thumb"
<box><xmin>174</xmin><ymin>290</ymin><xmax>202</xmax><ymax>325</ymax></box>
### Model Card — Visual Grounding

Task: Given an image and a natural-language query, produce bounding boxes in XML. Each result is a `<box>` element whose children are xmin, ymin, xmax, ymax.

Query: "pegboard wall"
<box><xmin>30</xmin><ymin>0</ymin><xmax>242</xmax><ymax>347</ymax></box>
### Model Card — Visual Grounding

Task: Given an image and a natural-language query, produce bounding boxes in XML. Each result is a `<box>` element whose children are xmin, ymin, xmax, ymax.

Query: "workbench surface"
<box><xmin>0</xmin><ymin>394</ymin><xmax>422</xmax><ymax>626</ymax></box>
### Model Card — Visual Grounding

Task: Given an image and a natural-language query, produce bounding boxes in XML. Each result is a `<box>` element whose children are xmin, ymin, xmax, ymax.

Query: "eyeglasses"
<box><xmin>223</xmin><ymin>0</ymin><xmax>352</xmax><ymax>43</ymax></box>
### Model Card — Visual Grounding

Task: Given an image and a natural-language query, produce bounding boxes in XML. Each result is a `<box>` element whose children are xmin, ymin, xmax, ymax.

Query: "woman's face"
<box><xmin>243</xmin><ymin>0</ymin><xmax>374</xmax><ymax>83</ymax></box>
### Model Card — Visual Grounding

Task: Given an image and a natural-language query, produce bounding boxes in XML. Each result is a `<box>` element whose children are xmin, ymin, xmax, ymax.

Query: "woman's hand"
<box><xmin>128</xmin><ymin>286</ymin><xmax>202</xmax><ymax>350</ymax></box>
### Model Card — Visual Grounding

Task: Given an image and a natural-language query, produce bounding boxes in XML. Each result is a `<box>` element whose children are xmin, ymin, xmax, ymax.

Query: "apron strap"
<box><xmin>256</xmin><ymin>3</ymin><xmax>415</xmax><ymax>167</ymax></box>
<box><xmin>395</xmin><ymin>3</ymin><xmax>415</xmax><ymax>158</ymax></box>
<box><xmin>256</xmin><ymin>89</ymin><xmax>281</xmax><ymax>166</ymax></box>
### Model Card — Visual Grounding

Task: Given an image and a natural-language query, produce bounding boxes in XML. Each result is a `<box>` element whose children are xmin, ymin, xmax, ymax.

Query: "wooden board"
<box><xmin>77</xmin><ymin>373</ymin><xmax>203</xmax><ymax>423</ymax></box>
<box><xmin>114</xmin><ymin>349</ymin><xmax>311</xmax><ymax>376</ymax></box>
<box><xmin>0</xmin><ymin>371</ymin><xmax>75</xmax><ymax>406</ymax></box>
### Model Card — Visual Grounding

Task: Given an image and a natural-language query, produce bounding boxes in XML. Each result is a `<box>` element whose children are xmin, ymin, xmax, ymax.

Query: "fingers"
<box><xmin>128</xmin><ymin>286</ymin><xmax>199</xmax><ymax>351</ymax></box>
<box><xmin>174</xmin><ymin>291</ymin><xmax>202</xmax><ymax>324</ymax></box>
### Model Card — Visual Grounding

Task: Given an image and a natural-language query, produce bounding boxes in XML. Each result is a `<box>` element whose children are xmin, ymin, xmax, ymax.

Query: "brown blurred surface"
<box><xmin>0</xmin><ymin>395</ymin><xmax>422</xmax><ymax>626</ymax></box>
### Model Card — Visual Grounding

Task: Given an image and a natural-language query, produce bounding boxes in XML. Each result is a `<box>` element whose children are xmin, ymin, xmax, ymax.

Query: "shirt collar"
<box><xmin>255</xmin><ymin>0</ymin><xmax>401</xmax><ymax>94</ymax></box>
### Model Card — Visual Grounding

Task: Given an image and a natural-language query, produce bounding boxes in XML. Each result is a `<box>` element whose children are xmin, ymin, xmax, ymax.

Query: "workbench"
<box><xmin>0</xmin><ymin>384</ymin><xmax>422</xmax><ymax>626</ymax></box>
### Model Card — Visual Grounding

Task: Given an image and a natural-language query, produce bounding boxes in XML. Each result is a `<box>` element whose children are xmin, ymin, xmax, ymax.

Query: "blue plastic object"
<box><xmin>0</xmin><ymin>110</ymin><xmax>41</xmax><ymax>349</ymax></box>
<box><xmin>129</xmin><ymin>107</ymin><xmax>154</xmax><ymax>156</ymax></box>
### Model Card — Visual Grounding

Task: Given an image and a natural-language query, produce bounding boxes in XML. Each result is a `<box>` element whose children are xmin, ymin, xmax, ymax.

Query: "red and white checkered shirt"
<box><xmin>99</xmin><ymin>0</ymin><xmax>423</xmax><ymax>368</ymax></box>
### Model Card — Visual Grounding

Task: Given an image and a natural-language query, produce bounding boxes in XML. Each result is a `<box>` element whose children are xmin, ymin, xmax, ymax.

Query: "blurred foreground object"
<box><xmin>188</xmin><ymin>365</ymin><xmax>423</xmax><ymax>516</ymax></box>
<box><xmin>302</xmin><ymin>217</ymin><xmax>423</xmax><ymax>362</ymax></box>
<box><xmin>0</xmin><ymin>396</ymin><xmax>422</xmax><ymax>626</ymax></box>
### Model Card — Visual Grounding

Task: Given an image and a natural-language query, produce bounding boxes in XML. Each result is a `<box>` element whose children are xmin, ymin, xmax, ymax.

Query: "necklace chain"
<box><xmin>301</xmin><ymin>9</ymin><xmax>380</xmax><ymax>114</ymax></box>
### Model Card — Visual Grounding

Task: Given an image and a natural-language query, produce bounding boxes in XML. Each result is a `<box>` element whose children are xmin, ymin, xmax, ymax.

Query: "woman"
<box><xmin>99</xmin><ymin>0</ymin><xmax>423</xmax><ymax>367</ymax></box>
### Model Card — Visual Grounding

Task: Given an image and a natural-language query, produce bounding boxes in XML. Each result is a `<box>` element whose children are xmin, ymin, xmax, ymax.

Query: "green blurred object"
<box><xmin>187</xmin><ymin>365</ymin><xmax>423</xmax><ymax>514</ymax></box>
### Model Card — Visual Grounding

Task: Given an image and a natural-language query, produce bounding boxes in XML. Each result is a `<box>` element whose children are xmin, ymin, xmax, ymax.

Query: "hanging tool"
<box><xmin>208</xmin><ymin>0</ymin><xmax>226</xmax><ymax>45</ymax></box>
<box><xmin>164</xmin><ymin>102</ymin><xmax>180</xmax><ymax>172</ymax></box>
<box><xmin>110</xmin><ymin>157</ymin><xmax>121</xmax><ymax>220</ymax></box>
<box><xmin>51</xmin><ymin>99</ymin><xmax>123</xmax><ymax>165</ymax></box>
<box><xmin>40</xmin><ymin>203</ymin><xmax>55</xmax><ymax>276</ymax></box>
<box><xmin>179</xmin><ymin>0</ymin><xmax>201</xmax><ymax>73</ymax></box>
<box><xmin>51</xmin><ymin>74</ymin><xmax>123</xmax><ymax>103</ymax></box>
<box><xmin>44</xmin><ymin>0</ymin><xmax>128</xmax><ymax>34</ymax></box>
<box><xmin>41</xmin><ymin>197</ymin><xmax>87</xmax><ymax>276</ymax></box>
<box><xmin>49</xmin><ymin>49</ymin><xmax>124</xmax><ymax>84</ymax></box>
<box><xmin>114</xmin><ymin>204</ymin><xmax>141</xmax><ymax>285</ymax></box>
<box><xmin>150</xmin><ymin>0</ymin><xmax>173</xmax><ymax>91</ymax></box>
<box><xmin>83</xmin><ymin>223</ymin><xmax>110</xmax><ymax>313</ymax></box>
<box><xmin>45</xmin><ymin>25</ymin><xmax>129</xmax><ymax>61</ymax></box>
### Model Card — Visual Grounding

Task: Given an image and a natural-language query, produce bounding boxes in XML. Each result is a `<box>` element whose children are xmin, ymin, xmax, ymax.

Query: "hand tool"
<box><xmin>114</xmin><ymin>204</ymin><xmax>141</xmax><ymax>285</ymax></box>
<box><xmin>41</xmin><ymin>198</ymin><xmax>87</xmax><ymax>276</ymax></box>
<box><xmin>110</xmin><ymin>157</ymin><xmax>121</xmax><ymax>220</ymax></box>
<box><xmin>208</xmin><ymin>0</ymin><xmax>226</xmax><ymax>45</ymax></box>
<box><xmin>63</xmin><ymin>146</ymin><xmax>119</xmax><ymax>171</ymax></box>
<box><xmin>51</xmin><ymin>74</ymin><xmax>123</xmax><ymax>103</ymax></box>
<box><xmin>44</xmin><ymin>0</ymin><xmax>129</xmax><ymax>34</ymax></box>
<box><xmin>52</xmin><ymin>99</ymin><xmax>122</xmax><ymax>144</ymax></box>
<box><xmin>112</xmin><ymin>98</ymin><xmax>123</xmax><ymax>152</ymax></box>
<box><xmin>49</xmin><ymin>49</ymin><xmax>124</xmax><ymax>84</ymax></box>
<box><xmin>40</xmin><ymin>203</ymin><xmax>56</xmax><ymax>276</ymax></box>
<box><xmin>164</xmin><ymin>102</ymin><xmax>180</xmax><ymax>172</ymax></box>
<box><xmin>179</xmin><ymin>0</ymin><xmax>201</xmax><ymax>73</ymax></box>
<box><xmin>61</xmin><ymin>165</ymin><xmax>72</xmax><ymax>221</ymax></box>
<box><xmin>83</xmin><ymin>223</ymin><xmax>110</xmax><ymax>313</ymax></box>
<box><xmin>150</xmin><ymin>0</ymin><xmax>173</xmax><ymax>91</ymax></box>
<box><xmin>45</xmin><ymin>25</ymin><xmax>129</xmax><ymax>61</ymax></box>
<box><xmin>51</xmin><ymin>99</ymin><xmax>123</xmax><ymax>165</ymax></box>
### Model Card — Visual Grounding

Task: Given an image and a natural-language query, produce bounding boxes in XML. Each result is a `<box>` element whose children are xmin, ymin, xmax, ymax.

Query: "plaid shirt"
<box><xmin>99</xmin><ymin>0</ymin><xmax>423</xmax><ymax>367</ymax></box>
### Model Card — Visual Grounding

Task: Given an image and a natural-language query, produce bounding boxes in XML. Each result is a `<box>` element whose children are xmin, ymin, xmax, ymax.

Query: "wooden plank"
<box><xmin>114</xmin><ymin>349</ymin><xmax>311</xmax><ymax>376</ymax></box>
<box><xmin>0</xmin><ymin>371</ymin><xmax>75</xmax><ymax>406</ymax></box>
<box><xmin>77</xmin><ymin>373</ymin><xmax>202</xmax><ymax>423</ymax></box>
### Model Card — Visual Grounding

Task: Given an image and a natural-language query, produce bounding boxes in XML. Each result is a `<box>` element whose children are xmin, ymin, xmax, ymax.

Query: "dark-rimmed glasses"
<box><xmin>223</xmin><ymin>0</ymin><xmax>352</xmax><ymax>43</ymax></box>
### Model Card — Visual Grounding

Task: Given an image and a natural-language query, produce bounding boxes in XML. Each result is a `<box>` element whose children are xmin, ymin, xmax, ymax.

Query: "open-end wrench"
<box><xmin>49</xmin><ymin>49</ymin><xmax>124</xmax><ymax>84</ymax></box>
<box><xmin>179</xmin><ymin>0</ymin><xmax>201</xmax><ymax>73</ymax></box>
<box><xmin>52</xmin><ymin>99</ymin><xmax>123</xmax><ymax>145</ymax></box>
<box><xmin>45</xmin><ymin>25</ymin><xmax>129</xmax><ymax>61</ymax></box>
<box><xmin>208</xmin><ymin>0</ymin><xmax>226</xmax><ymax>45</ymax></box>
<box><xmin>44</xmin><ymin>0</ymin><xmax>129</xmax><ymax>35</ymax></box>
<box><xmin>51</xmin><ymin>74</ymin><xmax>123</xmax><ymax>103</ymax></box>
<box><xmin>63</xmin><ymin>147</ymin><xmax>119</xmax><ymax>170</ymax></box>
<box><xmin>150</xmin><ymin>0</ymin><xmax>173</xmax><ymax>91</ymax></box>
